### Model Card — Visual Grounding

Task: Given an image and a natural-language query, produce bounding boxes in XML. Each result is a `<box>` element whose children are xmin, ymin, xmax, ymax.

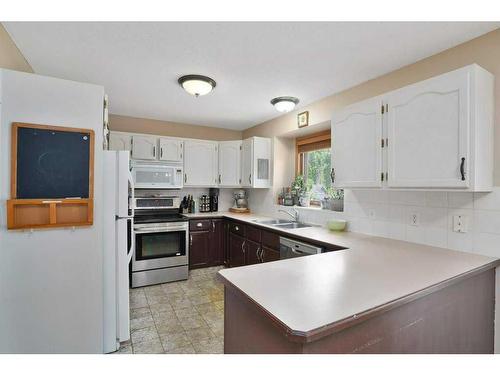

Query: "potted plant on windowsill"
<box><xmin>322</xmin><ymin>188</ymin><xmax>344</xmax><ymax>211</ymax></box>
<box><xmin>291</xmin><ymin>175</ymin><xmax>312</xmax><ymax>207</ymax></box>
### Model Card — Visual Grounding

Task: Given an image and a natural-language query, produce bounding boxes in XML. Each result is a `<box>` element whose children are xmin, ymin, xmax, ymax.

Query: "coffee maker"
<box><xmin>209</xmin><ymin>188</ymin><xmax>219</xmax><ymax>212</ymax></box>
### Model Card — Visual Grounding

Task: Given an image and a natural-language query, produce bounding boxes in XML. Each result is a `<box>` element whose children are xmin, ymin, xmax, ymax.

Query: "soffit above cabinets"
<box><xmin>4</xmin><ymin>22</ymin><xmax>499</xmax><ymax>130</ymax></box>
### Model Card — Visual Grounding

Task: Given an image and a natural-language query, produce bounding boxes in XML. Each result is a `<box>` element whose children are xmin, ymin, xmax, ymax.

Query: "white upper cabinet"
<box><xmin>131</xmin><ymin>135</ymin><xmax>158</xmax><ymax>161</ymax></box>
<box><xmin>386</xmin><ymin>64</ymin><xmax>493</xmax><ymax>191</ymax></box>
<box><xmin>241</xmin><ymin>138</ymin><xmax>253</xmax><ymax>188</ymax></box>
<box><xmin>110</xmin><ymin>130</ymin><xmax>272</xmax><ymax>189</ymax></box>
<box><xmin>331</xmin><ymin>64</ymin><xmax>494</xmax><ymax>191</ymax></box>
<box><xmin>218</xmin><ymin>141</ymin><xmax>242</xmax><ymax>187</ymax></box>
<box><xmin>331</xmin><ymin>96</ymin><xmax>383</xmax><ymax>188</ymax></box>
<box><xmin>184</xmin><ymin>140</ymin><xmax>218</xmax><ymax>187</ymax></box>
<box><xmin>109</xmin><ymin>132</ymin><xmax>131</xmax><ymax>153</ymax></box>
<box><xmin>159</xmin><ymin>137</ymin><xmax>183</xmax><ymax>163</ymax></box>
<box><xmin>241</xmin><ymin>137</ymin><xmax>271</xmax><ymax>188</ymax></box>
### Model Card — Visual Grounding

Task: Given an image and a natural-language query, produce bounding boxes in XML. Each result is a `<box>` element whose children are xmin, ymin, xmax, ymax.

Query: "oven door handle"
<box><xmin>134</xmin><ymin>227</ymin><xmax>186</xmax><ymax>234</ymax></box>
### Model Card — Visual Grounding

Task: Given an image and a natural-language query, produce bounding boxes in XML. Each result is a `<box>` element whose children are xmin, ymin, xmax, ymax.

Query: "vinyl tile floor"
<box><xmin>116</xmin><ymin>266</ymin><xmax>225</xmax><ymax>354</ymax></box>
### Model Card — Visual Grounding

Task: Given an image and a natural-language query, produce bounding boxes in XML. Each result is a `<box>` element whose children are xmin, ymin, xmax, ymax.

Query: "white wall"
<box><xmin>0</xmin><ymin>70</ymin><xmax>105</xmax><ymax>353</ymax></box>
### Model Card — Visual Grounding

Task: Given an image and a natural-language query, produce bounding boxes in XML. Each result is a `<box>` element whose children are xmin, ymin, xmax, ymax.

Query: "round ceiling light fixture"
<box><xmin>178</xmin><ymin>74</ymin><xmax>216</xmax><ymax>97</ymax></box>
<box><xmin>270</xmin><ymin>96</ymin><xmax>299</xmax><ymax>113</ymax></box>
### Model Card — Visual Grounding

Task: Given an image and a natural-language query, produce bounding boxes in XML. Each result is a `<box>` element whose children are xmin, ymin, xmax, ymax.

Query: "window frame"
<box><xmin>295</xmin><ymin>130</ymin><xmax>331</xmax><ymax>206</ymax></box>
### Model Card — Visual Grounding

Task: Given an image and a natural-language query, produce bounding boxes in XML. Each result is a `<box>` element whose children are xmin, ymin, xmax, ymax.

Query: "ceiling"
<box><xmin>4</xmin><ymin>22</ymin><xmax>499</xmax><ymax>130</ymax></box>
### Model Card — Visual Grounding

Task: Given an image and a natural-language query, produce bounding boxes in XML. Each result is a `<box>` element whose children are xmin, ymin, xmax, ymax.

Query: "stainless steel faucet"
<box><xmin>278</xmin><ymin>208</ymin><xmax>299</xmax><ymax>222</ymax></box>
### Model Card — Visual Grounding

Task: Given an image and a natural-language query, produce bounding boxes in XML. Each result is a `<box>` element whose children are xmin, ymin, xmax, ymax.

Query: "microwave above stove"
<box><xmin>131</xmin><ymin>162</ymin><xmax>183</xmax><ymax>189</ymax></box>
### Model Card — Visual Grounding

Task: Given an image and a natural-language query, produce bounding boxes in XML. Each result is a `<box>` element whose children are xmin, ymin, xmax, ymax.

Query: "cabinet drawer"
<box><xmin>245</xmin><ymin>225</ymin><xmax>261</xmax><ymax>243</ymax></box>
<box><xmin>229</xmin><ymin>221</ymin><xmax>246</xmax><ymax>237</ymax></box>
<box><xmin>261</xmin><ymin>230</ymin><xmax>280</xmax><ymax>250</ymax></box>
<box><xmin>190</xmin><ymin>219</ymin><xmax>211</xmax><ymax>232</ymax></box>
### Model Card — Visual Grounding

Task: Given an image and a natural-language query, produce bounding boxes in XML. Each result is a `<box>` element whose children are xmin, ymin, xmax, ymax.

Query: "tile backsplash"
<box><xmin>177</xmin><ymin>187</ymin><xmax>235</xmax><ymax>212</ymax></box>
<box><xmin>258</xmin><ymin>188</ymin><xmax>500</xmax><ymax>258</ymax></box>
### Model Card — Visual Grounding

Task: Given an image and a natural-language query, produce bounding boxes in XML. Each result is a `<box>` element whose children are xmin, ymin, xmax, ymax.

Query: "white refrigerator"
<box><xmin>103</xmin><ymin>150</ymin><xmax>135</xmax><ymax>353</ymax></box>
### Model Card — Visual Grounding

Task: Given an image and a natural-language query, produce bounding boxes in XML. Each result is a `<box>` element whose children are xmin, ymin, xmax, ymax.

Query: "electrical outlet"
<box><xmin>453</xmin><ymin>215</ymin><xmax>468</xmax><ymax>233</ymax></box>
<box><xmin>409</xmin><ymin>212</ymin><xmax>420</xmax><ymax>226</ymax></box>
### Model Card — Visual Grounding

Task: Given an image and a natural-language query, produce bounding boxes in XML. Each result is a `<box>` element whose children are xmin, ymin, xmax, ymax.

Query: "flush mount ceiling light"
<box><xmin>270</xmin><ymin>96</ymin><xmax>299</xmax><ymax>113</ymax></box>
<box><xmin>178</xmin><ymin>74</ymin><xmax>216</xmax><ymax>97</ymax></box>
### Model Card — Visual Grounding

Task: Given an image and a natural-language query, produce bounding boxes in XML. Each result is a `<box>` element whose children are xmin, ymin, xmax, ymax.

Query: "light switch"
<box><xmin>453</xmin><ymin>215</ymin><xmax>468</xmax><ymax>233</ymax></box>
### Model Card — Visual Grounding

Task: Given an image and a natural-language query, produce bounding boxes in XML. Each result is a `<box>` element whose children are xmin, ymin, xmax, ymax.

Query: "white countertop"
<box><xmin>210</xmin><ymin>212</ymin><xmax>500</xmax><ymax>337</ymax></box>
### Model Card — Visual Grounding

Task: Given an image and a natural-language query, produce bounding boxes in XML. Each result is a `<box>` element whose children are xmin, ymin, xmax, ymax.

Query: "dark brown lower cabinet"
<box><xmin>261</xmin><ymin>246</ymin><xmax>280</xmax><ymax>262</ymax></box>
<box><xmin>209</xmin><ymin>219</ymin><xmax>224</xmax><ymax>266</ymax></box>
<box><xmin>189</xmin><ymin>218</ymin><xmax>225</xmax><ymax>269</ymax></box>
<box><xmin>245</xmin><ymin>239</ymin><xmax>261</xmax><ymax>265</ymax></box>
<box><xmin>189</xmin><ymin>231</ymin><xmax>210</xmax><ymax>269</ymax></box>
<box><xmin>225</xmin><ymin>220</ymin><xmax>283</xmax><ymax>268</ymax></box>
<box><xmin>228</xmin><ymin>232</ymin><xmax>246</xmax><ymax>267</ymax></box>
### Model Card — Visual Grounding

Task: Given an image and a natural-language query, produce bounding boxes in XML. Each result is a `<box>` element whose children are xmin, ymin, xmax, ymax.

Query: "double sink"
<box><xmin>253</xmin><ymin>219</ymin><xmax>313</xmax><ymax>230</ymax></box>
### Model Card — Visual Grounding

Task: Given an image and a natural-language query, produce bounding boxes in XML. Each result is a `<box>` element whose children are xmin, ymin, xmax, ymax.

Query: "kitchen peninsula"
<box><xmin>218</xmin><ymin>222</ymin><xmax>500</xmax><ymax>354</ymax></box>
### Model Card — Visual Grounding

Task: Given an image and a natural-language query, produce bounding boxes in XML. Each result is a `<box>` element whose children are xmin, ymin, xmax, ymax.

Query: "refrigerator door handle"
<box><xmin>128</xmin><ymin>169</ymin><xmax>135</xmax><ymax>217</ymax></box>
<box><xmin>127</xmin><ymin>217</ymin><xmax>135</xmax><ymax>264</ymax></box>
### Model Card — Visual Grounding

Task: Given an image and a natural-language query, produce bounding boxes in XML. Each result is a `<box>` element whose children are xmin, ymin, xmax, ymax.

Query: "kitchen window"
<box><xmin>296</xmin><ymin>130</ymin><xmax>343</xmax><ymax>210</ymax></box>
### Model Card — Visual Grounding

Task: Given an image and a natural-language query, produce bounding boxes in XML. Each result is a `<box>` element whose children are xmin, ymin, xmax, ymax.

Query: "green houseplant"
<box><xmin>323</xmin><ymin>187</ymin><xmax>344</xmax><ymax>211</ymax></box>
<box><xmin>291</xmin><ymin>175</ymin><xmax>312</xmax><ymax>207</ymax></box>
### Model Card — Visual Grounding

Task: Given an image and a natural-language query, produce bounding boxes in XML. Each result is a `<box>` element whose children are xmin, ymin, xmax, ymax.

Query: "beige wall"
<box><xmin>0</xmin><ymin>24</ymin><xmax>32</xmax><ymax>73</ymax></box>
<box><xmin>109</xmin><ymin>114</ymin><xmax>242</xmax><ymax>141</ymax></box>
<box><xmin>244</xmin><ymin>28</ymin><xmax>500</xmax><ymax>185</ymax></box>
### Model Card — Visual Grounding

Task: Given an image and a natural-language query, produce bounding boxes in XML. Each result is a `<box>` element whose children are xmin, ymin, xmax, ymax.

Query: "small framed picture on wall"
<box><xmin>297</xmin><ymin>111</ymin><xmax>309</xmax><ymax>128</ymax></box>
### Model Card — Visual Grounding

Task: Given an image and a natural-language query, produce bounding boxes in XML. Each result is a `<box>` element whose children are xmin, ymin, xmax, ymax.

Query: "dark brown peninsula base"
<box><xmin>223</xmin><ymin>269</ymin><xmax>496</xmax><ymax>354</ymax></box>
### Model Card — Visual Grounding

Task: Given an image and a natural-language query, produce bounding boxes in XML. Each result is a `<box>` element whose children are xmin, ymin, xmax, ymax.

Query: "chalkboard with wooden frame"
<box><xmin>7</xmin><ymin>122</ymin><xmax>95</xmax><ymax>230</ymax></box>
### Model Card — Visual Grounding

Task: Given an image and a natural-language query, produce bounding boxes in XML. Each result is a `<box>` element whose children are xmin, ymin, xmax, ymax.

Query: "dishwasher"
<box><xmin>279</xmin><ymin>237</ymin><xmax>324</xmax><ymax>259</ymax></box>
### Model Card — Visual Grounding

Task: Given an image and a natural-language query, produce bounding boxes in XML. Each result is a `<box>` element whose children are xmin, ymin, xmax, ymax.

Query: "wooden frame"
<box><xmin>297</xmin><ymin>111</ymin><xmax>309</xmax><ymax>128</ymax></box>
<box><xmin>295</xmin><ymin>129</ymin><xmax>331</xmax><ymax>176</ymax></box>
<box><xmin>7</xmin><ymin>122</ymin><xmax>95</xmax><ymax>230</ymax></box>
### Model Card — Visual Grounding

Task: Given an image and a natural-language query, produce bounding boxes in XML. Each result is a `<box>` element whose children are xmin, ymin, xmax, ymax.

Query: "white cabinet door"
<box><xmin>109</xmin><ymin>132</ymin><xmax>131</xmax><ymax>153</ymax></box>
<box><xmin>241</xmin><ymin>137</ymin><xmax>272</xmax><ymax>188</ymax></box>
<box><xmin>331</xmin><ymin>97</ymin><xmax>383</xmax><ymax>188</ymax></box>
<box><xmin>387</xmin><ymin>68</ymin><xmax>470</xmax><ymax>188</ymax></box>
<box><xmin>159</xmin><ymin>137</ymin><xmax>183</xmax><ymax>162</ymax></box>
<box><xmin>131</xmin><ymin>135</ymin><xmax>158</xmax><ymax>160</ymax></box>
<box><xmin>184</xmin><ymin>140</ymin><xmax>218</xmax><ymax>186</ymax></box>
<box><xmin>218</xmin><ymin>141</ymin><xmax>242</xmax><ymax>186</ymax></box>
<box><xmin>252</xmin><ymin>137</ymin><xmax>272</xmax><ymax>188</ymax></box>
<box><xmin>241</xmin><ymin>138</ymin><xmax>253</xmax><ymax>188</ymax></box>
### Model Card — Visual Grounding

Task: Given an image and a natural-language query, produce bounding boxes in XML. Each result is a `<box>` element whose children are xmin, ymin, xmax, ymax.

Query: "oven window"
<box><xmin>135</xmin><ymin>231</ymin><xmax>186</xmax><ymax>260</ymax></box>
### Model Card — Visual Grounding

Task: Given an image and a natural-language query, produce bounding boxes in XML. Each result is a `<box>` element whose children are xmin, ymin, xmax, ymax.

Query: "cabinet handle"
<box><xmin>160</xmin><ymin>147</ymin><xmax>163</xmax><ymax>159</ymax></box>
<box><xmin>212</xmin><ymin>221</ymin><xmax>215</xmax><ymax>232</ymax></box>
<box><xmin>460</xmin><ymin>157</ymin><xmax>466</xmax><ymax>181</ymax></box>
<box><xmin>218</xmin><ymin>174</ymin><xmax>221</xmax><ymax>184</ymax></box>
<box><xmin>153</xmin><ymin>146</ymin><xmax>156</xmax><ymax>158</ymax></box>
<box><xmin>330</xmin><ymin>167</ymin><xmax>335</xmax><ymax>183</ymax></box>
<box><xmin>256</xmin><ymin>247</ymin><xmax>262</xmax><ymax>262</ymax></box>
<box><xmin>184</xmin><ymin>174</ymin><xmax>187</xmax><ymax>183</ymax></box>
<box><xmin>241</xmin><ymin>240</ymin><xmax>246</xmax><ymax>254</ymax></box>
<box><xmin>190</xmin><ymin>234</ymin><xmax>193</xmax><ymax>246</ymax></box>
<box><xmin>197</xmin><ymin>222</ymin><xmax>202</xmax><ymax>227</ymax></box>
<box><xmin>235</xmin><ymin>225</ymin><xmax>239</xmax><ymax>231</ymax></box>
<box><xmin>249</xmin><ymin>174</ymin><xmax>252</xmax><ymax>184</ymax></box>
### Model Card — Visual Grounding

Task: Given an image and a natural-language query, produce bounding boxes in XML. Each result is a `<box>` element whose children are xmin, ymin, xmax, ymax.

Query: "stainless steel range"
<box><xmin>130</xmin><ymin>195</ymin><xmax>188</xmax><ymax>288</ymax></box>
